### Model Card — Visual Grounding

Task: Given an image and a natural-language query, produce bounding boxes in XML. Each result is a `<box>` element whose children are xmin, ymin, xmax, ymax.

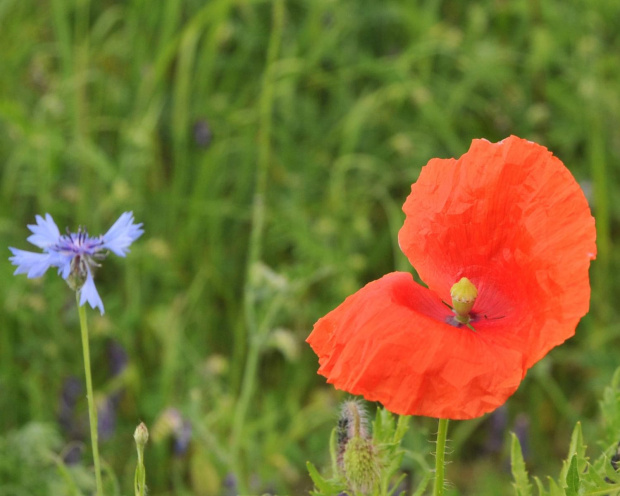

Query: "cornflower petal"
<box><xmin>102</xmin><ymin>212</ymin><xmax>144</xmax><ymax>257</ymax></box>
<box><xmin>56</xmin><ymin>254</ymin><xmax>73</xmax><ymax>280</ymax></box>
<box><xmin>9</xmin><ymin>248</ymin><xmax>56</xmax><ymax>278</ymax></box>
<box><xmin>26</xmin><ymin>213</ymin><xmax>61</xmax><ymax>249</ymax></box>
<box><xmin>79</xmin><ymin>267</ymin><xmax>105</xmax><ymax>315</ymax></box>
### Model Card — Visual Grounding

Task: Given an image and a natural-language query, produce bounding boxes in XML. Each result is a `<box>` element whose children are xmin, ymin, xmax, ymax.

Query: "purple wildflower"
<box><xmin>58</xmin><ymin>376</ymin><xmax>83</xmax><ymax>438</ymax></box>
<box><xmin>108</xmin><ymin>340</ymin><xmax>129</xmax><ymax>377</ymax></box>
<box><xmin>513</xmin><ymin>413</ymin><xmax>530</xmax><ymax>460</ymax></box>
<box><xmin>173</xmin><ymin>417</ymin><xmax>192</xmax><ymax>457</ymax></box>
<box><xmin>9</xmin><ymin>212</ymin><xmax>143</xmax><ymax>314</ymax></box>
<box><xmin>98</xmin><ymin>396</ymin><xmax>119</xmax><ymax>441</ymax></box>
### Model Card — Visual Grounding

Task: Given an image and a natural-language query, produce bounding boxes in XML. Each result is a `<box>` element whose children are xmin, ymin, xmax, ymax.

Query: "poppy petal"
<box><xmin>307</xmin><ymin>272</ymin><xmax>526</xmax><ymax>419</ymax></box>
<box><xmin>398</xmin><ymin>136</ymin><xmax>596</xmax><ymax>368</ymax></box>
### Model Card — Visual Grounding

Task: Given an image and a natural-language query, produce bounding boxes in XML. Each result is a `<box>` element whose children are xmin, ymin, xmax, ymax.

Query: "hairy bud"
<box><xmin>336</xmin><ymin>400</ymin><xmax>380</xmax><ymax>494</ymax></box>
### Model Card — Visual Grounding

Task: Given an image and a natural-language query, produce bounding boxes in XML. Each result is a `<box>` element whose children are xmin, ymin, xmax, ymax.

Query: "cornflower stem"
<box><xmin>77</xmin><ymin>293</ymin><xmax>103</xmax><ymax>495</ymax></box>
<box><xmin>433</xmin><ymin>418</ymin><xmax>450</xmax><ymax>496</ymax></box>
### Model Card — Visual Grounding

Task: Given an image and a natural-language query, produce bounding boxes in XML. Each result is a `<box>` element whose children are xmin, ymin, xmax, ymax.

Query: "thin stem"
<box><xmin>77</xmin><ymin>293</ymin><xmax>103</xmax><ymax>495</ymax></box>
<box><xmin>134</xmin><ymin>428</ymin><xmax>147</xmax><ymax>496</ymax></box>
<box><xmin>433</xmin><ymin>418</ymin><xmax>449</xmax><ymax>496</ymax></box>
<box><xmin>240</xmin><ymin>0</ymin><xmax>285</xmax><ymax>333</ymax></box>
<box><xmin>231</xmin><ymin>0</ymin><xmax>285</xmax><ymax>492</ymax></box>
<box><xmin>134</xmin><ymin>446</ymin><xmax>145</xmax><ymax>496</ymax></box>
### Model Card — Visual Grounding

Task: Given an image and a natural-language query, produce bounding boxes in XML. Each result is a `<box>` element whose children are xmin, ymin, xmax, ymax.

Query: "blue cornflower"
<box><xmin>9</xmin><ymin>212</ymin><xmax>143</xmax><ymax>314</ymax></box>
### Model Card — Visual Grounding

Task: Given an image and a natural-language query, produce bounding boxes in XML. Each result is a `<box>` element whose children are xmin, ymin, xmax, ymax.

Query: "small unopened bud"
<box><xmin>342</xmin><ymin>435</ymin><xmax>380</xmax><ymax>494</ymax></box>
<box><xmin>450</xmin><ymin>277</ymin><xmax>478</xmax><ymax>323</ymax></box>
<box><xmin>337</xmin><ymin>400</ymin><xmax>368</xmax><ymax>469</ymax></box>
<box><xmin>336</xmin><ymin>401</ymin><xmax>380</xmax><ymax>494</ymax></box>
<box><xmin>134</xmin><ymin>422</ymin><xmax>149</xmax><ymax>448</ymax></box>
<box><xmin>134</xmin><ymin>422</ymin><xmax>149</xmax><ymax>496</ymax></box>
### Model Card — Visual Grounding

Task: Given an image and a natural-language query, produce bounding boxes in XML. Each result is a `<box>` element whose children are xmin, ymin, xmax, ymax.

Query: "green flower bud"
<box><xmin>134</xmin><ymin>422</ymin><xmax>149</xmax><ymax>449</ymax></box>
<box><xmin>342</xmin><ymin>435</ymin><xmax>380</xmax><ymax>494</ymax></box>
<box><xmin>336</xmin><ymin>401</ymin><xmax>380</xmax><ymax>494</ymax></box>
<box><xmin>134</xmin><ymin>422</ymin><xmax>149</xmax><ymax>496</ymax></box>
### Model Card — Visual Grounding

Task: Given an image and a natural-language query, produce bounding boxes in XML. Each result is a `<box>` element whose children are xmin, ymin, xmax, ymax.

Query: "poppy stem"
<box><xmin>433</xmin><ymin>418</ymin><xmax>450</xmax><ymax>496</ymax></box>
<box><xmin>77</xmin><ymin>293</ymin><xmax>104</xmax><ymax>495</ymax></box>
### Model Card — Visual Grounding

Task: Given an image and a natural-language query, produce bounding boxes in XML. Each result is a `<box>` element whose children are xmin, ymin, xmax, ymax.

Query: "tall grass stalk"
<box><xmin>588</xmin><ymin>113</ymin><xmax>610</xmax><ymax>321</ymax></box>
<box><xmin>231</xmin><ymin>0</ymin><xmax>286</xmax><ymax>489</ymax></box>
<box><xmin>77</xmin><ymin>293</ymin><xmax>103</xmax><ymax>495</ymax></box>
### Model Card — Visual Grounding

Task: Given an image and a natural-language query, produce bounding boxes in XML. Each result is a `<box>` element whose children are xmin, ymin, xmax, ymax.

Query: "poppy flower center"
<box><xmin>450</xmin><ymin>277</ymin><xmax>478</xmax><ymax>325</ymax></box>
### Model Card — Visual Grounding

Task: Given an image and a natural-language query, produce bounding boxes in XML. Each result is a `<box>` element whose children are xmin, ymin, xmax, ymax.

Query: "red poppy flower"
<box><xmin>307</xmin><ymin>136</ymin><xmax>596</xmax><ymax>419</ymax></box>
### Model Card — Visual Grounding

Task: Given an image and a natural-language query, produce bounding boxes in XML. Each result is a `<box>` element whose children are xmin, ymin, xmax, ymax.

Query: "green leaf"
<box><xmin>393</xmin><ymin>414</ymin><xmax>409</xmax><ymax>444</ymax></box>
<box><xmin>568</xmin><ymin>422</ymin><xmax>586</xmax><ymax>463</ymax></box>
<box><xmin>600</xmin><ymin>367</ymin><xmax>620</xmax><ymax>444</ymax></box>
<box><xmin>511</xmin><ymin>433</ymin><xmax>533</xmax><ymax>496</ymax></box>
<box><xmin>534</xmin><ymin>476</ymin><xmax>549</xmax><ymax>496</ymax></box>
<box><xmin>411</xmin><ymin>471</ymin><xmax>433</xmax><ymax>496</ymax></box>
<box><xmin>560</xmin><ymin>422</ymin><xmax>587</xmax><ymax>484</ymax></box>
<box><xmin>386</xmin><ymin>473</ymin><xmax>407</xmax><ymax>496</ymax></box>
<box><xmin>306</xmin><ymin>461</ymin><xmax>330</xmax><ymax>495</ymax></box>
<box><xmin>564</xmin><ymin>455</ymin><xmax>580</xmax><ymax>496</ymax></box>
<box><xmin>372</xmin><ymin>407</ymin><xmax>394</xmax><ymax>444</ymax></box>
<box><xmin>306</xmin><ymin>461</ymin><xmax>347</xmax><ymax>496</ymax></box>
<box><xmin>581</xmin><ymin>463</ymin><xmax>607</xmax><ymax>488</ymax></box>
<box><xmin>611</xmin><ymin>367</ymin><xmax>620</xmax><ymax>391</ymax></box>
<box><xmin>546</xmin><ymin>477</ymin><xmax>565</xmax><ymax>496</ymax></box>
<box><xmin>604</xmin><ymin>456</ymin><xmax>620</xmax><ymax>484</ymax></box>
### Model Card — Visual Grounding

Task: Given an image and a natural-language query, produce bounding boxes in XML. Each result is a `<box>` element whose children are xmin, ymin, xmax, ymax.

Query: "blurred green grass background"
<box><xmin>1</xmin><ymin>0</ymin><xmax>619</xmax><ymax>494</ymax></box>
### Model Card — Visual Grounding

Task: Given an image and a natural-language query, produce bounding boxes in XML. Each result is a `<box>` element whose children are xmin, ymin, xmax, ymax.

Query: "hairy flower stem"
<box><xmin>433</xmin><ymin>418</ymin><xmax>449</xmax><ymax>496</ymax></box>
<box><xmin>77</xmin><ymin>293</ymin><xmax>103</xmax><ymax>495</ymax></box>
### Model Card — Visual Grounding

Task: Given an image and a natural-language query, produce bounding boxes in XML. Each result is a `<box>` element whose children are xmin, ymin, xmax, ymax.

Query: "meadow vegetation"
<box><xmin>1</xmin><ymin>0</ymin><xmax>620</xmax><ymax>494</ymax></box>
